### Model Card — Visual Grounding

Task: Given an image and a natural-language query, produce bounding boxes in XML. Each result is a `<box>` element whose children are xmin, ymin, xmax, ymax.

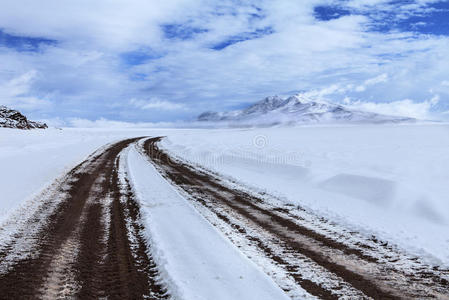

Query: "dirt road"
<box><xmin>0</xmin><ymin>138</ymin><xmax>167</xmax><ymax>299</ymax></box>
<box><xmin>143</xmin><ymin>137</ymin><xmax>449</xmax><ymax>300</ymax></box>
<box><xmin>1</xmin><ymin>136</ymin><xmax>448</xmax><ymax>299</ymax></box>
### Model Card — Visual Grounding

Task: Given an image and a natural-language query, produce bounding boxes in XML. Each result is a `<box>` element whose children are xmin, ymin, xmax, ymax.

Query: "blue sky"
<box><xmin>0</xmin><ymin>0</ymin><xmax>448</xmax><ymax>125</ymax></box>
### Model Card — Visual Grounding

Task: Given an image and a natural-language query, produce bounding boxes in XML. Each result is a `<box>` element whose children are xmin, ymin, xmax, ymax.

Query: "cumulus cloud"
<box><xmin>0</xmin><ymin>0</ymin><xmax>448</xmax><ymax>122</ymax></box>
<box><xmin>344</xmin><ymin>96</ymin><xmax>440</xmax><ymax>119</ymax></box>
<box><xmin>0</xmin><ymin>70</ymin><xmax>51</xmax><ymax>110</ymax></box>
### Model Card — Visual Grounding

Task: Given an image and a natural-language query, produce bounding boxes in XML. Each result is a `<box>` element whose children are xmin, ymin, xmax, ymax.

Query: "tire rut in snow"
<box><xmin>0</xmin><ymin>138</ymin><xmax>168</xmax><ymax>299</ymax></box>
<box><xmin>143</xmin><ymin>137</ymin><xmax>449</xmax><ymax>300</ymax></box>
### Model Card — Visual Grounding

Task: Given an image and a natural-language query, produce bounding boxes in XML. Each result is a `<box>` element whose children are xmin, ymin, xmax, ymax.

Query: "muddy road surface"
<box><xmin>1</xmin><ymin>136</ymin><xmax>448</xmax><ymax>300</ymax></box>
<box><xmin>0</xmin><ymin>138</ymin><xmax>168</xmax><ymax>299</ymax></box>
<box><xmin>143</xmin><ymin>137</ymin><xmax>449</xmax><ymax>300</ymax></box>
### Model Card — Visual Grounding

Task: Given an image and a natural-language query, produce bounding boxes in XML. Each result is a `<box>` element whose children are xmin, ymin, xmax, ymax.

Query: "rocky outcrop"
<box><xmin>0</xmin><ymin>106</ymin><xmax>47</xmax><ymax>129</ymax></box>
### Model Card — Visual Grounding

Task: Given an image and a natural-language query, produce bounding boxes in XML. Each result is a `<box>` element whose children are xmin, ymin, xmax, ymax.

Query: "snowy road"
<box><xmin>0</xmin><ymin>136</ymin><xmax>448</xmax><ymax>299</ymax></box>
<box><xmin>143</xmin><ymin>137</ymin><xmax>449</xmax><ymax>300</ymax></box>
<box><xmin>0</xmin><ymin>137</ymin><xmax>168</xmax><ymax>299</ymax></box>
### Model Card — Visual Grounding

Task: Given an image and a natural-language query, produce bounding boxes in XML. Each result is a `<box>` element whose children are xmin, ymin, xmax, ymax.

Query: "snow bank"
<box><xmin>126</xmin><ymin>145</ymin><xmax>290</xmax><ymax>300</ymax></box>
<box><xmin>160</xmin><ymin>124</ymin><xmax>449</xmax><ymax>266</ymax></box>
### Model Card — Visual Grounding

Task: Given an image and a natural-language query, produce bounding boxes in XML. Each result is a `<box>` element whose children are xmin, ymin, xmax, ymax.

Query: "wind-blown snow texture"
<box><xmin>126</xmin><ymin>145</ymin><xmax>291</xmax><ymax>300</ymax></box>
<box><xmin>1</xmin><ymin>125</ymin><xmax>448</xmax><ymax>269</ymax></box>
<box><xmin>161</xmin><ymin>124</ymin><xmax>449</xmax><ymax>266</ymax></box>
<box><xmin>198</xmin><ymin>93</ymin><xmax>415</xmax><ymax>126</ymax></box>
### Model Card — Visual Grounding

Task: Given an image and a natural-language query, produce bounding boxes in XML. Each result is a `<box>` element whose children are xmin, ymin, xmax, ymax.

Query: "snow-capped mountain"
<box><xmin>0</xmin><ymin>106</ymin><xmax>48</xmax><ymax>129</ymax></box>
<box><xmin>198</xmin><ymin>93</ymin><xmax>414</xmax><ymax>126</ymax></box>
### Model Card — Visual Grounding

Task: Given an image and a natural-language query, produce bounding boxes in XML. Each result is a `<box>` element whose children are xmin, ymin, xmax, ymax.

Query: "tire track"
<box><xmin>0</xmin><ymin>138</ymin><xmax>168</xmax><ymax>299</ymax></box>
<box><xmin>143</xmin><ymin>137</ymin><xmax>449</xmax><ymax>300</ymax></box>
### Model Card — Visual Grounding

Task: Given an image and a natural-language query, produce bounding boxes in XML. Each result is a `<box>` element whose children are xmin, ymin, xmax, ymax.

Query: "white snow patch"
<box><xmin>160</xmin><ymin>124</ymin><xmax>449</xmax><ymax>266</ymax></box>
<box><xmin>126</xmin><ymin>145</ymin><xmax>290</xmax><ymax>300</ymax></box>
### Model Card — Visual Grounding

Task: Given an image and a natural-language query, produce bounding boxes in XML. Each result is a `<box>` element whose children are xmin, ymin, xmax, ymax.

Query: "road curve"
<box><xmin>1</xmin><ymin>136</ymin><xmax>448</xmax><ymax>300</ymax></box>
<box><xmin>0</xmin><ymin>137</ymin><xmax>168</xmax><ymax>299</ymax></box>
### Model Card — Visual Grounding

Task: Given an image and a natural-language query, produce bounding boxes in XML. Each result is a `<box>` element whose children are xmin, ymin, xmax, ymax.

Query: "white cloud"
<box><xmin>129</xmin><ymin>98</ymin><xmax>186</xmax><ymax>110</ymax></box>
<box><xmin>0</xmin><ymin>0</ymin><xmax>448</xmax><ymax>122</ymax></box>
<box><xmin>442</xmin><ymin>81</ymin><xmax>449</xmax><ymax>87</ymax></box>
<box><xmin>0</xmin><ymin>70</ymin><xmax>51</xmax><ymax>110</ymax></box>
<box><xmin>364</xmin><ymin>73</ymin><xmax>388</xmax><ymax>86</ymax></box>
<box><xmin>68</xmin><ymin>118</ymin><xmax>154</xmax><ymax>128</ymax></box>
<box><xmin>345</xmin><ymin>96</ymin><xmax>440</xmax><ymax>119</ymax></box>
<box><xmin>66</xmin><ymin>117</ymin><xmax>192</xmax><ymax>128</ymax></box>
<box><xmin>355</xmin><ymin>73</ymin><xmax>388</xmax><ymax>92</ymax></box>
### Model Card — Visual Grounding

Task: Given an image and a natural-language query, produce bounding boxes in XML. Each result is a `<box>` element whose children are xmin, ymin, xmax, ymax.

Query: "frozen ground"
<box><xmin>160</xmin><ymin>124</ymin><xmax>449</xmax><ymax>266</ymax></box>
<box><xmin>0</xmin><ymin>127</ymin><xmax>193</xmax><ymax>225</ymax></box>
<box><xmin>1</xmin><ymin>124</ymin><xmax>448</xmax><ymax>266</ymax></box>
<box><xmin>1</xmin><ymin>125</ymin><xmax>448</xmax><ymax>298</ymax></box>
<box><xmin>0</xmin><ymin>130</ymin><xmax>299</xmax><ymax>298</ymax></box>
<box><xmin>126</xmin><ymin>144</ymin><xmax>290</xmax><ymax>300</ymax></box>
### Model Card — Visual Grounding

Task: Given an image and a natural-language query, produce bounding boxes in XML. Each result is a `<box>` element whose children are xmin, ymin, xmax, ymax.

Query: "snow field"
<box><xmin>160</xmin><ymin>124</ymin><xmax>449</xmax><ymax>266</ymax></box>
<box><xmin>1</xmin><ymin>124</ymin><xmax>448</xmax><ymax>272</ymax></box>
<box><xmin>125</xmin><ymin>144</ymin><xmax>291</xmax><ymax>300</ymax></box>
<box><xmin>0</xmin><ymin>127</ymin><xmax>189</xmax><ymax>225</ymax></box>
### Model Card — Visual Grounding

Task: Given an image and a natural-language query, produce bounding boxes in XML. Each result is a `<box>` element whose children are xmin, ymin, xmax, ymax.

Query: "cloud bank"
<box><xmin>0</xmin><ymin>0</ymin><xmax>448</xmax><ymax>123</ymax></box>
<box><xmin>344</xmin><ymin>97</ymin><xmax>440</xmax><ymax>119</ymax></box>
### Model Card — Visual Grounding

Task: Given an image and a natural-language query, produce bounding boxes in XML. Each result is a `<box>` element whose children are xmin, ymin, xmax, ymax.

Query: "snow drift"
<box><xmin>160</xmin><ymin>124</ymin><xmax>449</xmax><ymax>266</ymax></box>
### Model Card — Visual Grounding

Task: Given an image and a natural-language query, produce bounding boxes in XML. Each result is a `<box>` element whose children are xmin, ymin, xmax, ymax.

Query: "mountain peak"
<box><xmin>197</xmin><ymin>93</ymin><xmax>415</xmax><ymax>126</ymax></box>
<box><xmin>243</xmin><ymin>95</ymin><xmax>286</xmax><ymax>114</ymax></box>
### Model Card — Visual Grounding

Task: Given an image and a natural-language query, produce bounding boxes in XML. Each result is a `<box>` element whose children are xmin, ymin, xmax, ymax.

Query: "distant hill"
<box><xmin>0</xmin><ymin>106</ymin><xmax>47</xmax><ymax>129</ymax></box>
<box><xmin>198</xmin><ymin>93</ymin><xmax>414</xmax><ymax>126</ymax></box>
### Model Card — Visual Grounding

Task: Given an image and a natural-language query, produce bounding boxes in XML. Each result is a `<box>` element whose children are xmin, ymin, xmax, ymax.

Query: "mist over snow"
<box><xmin>0</xmin><ymin>0</ymin><xmax>448</xmax><ymax>124</ymax></box>
<box><xmin>196</xmin><ymin>91</ymin><xmax>418</xmax><ymax>127</ymax></box>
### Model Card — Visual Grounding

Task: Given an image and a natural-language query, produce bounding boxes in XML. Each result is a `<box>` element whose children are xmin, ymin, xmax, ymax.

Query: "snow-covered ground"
<box><xmin>1</xmin><ymin>128</ymin><xmax>293</xmax><ymax>298</ymax></box>
<box><xmin>125</xmin><ymin>145</ymin><xmax>290</xmax><ymax>300</ymax></box>
<box><xmin>160</xmin><ymin>124</ymin><xmax>449</xmax><ymax>266</ymax></box>
<box><xmin>1</xmin><ymin>124</ymin><xmax>448</xmax><ymax>269</ymax></box>
<box><xmin>0</xmin><ymin>127</ymin><xmax>188</xmax><ymax>225</ymax></box>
